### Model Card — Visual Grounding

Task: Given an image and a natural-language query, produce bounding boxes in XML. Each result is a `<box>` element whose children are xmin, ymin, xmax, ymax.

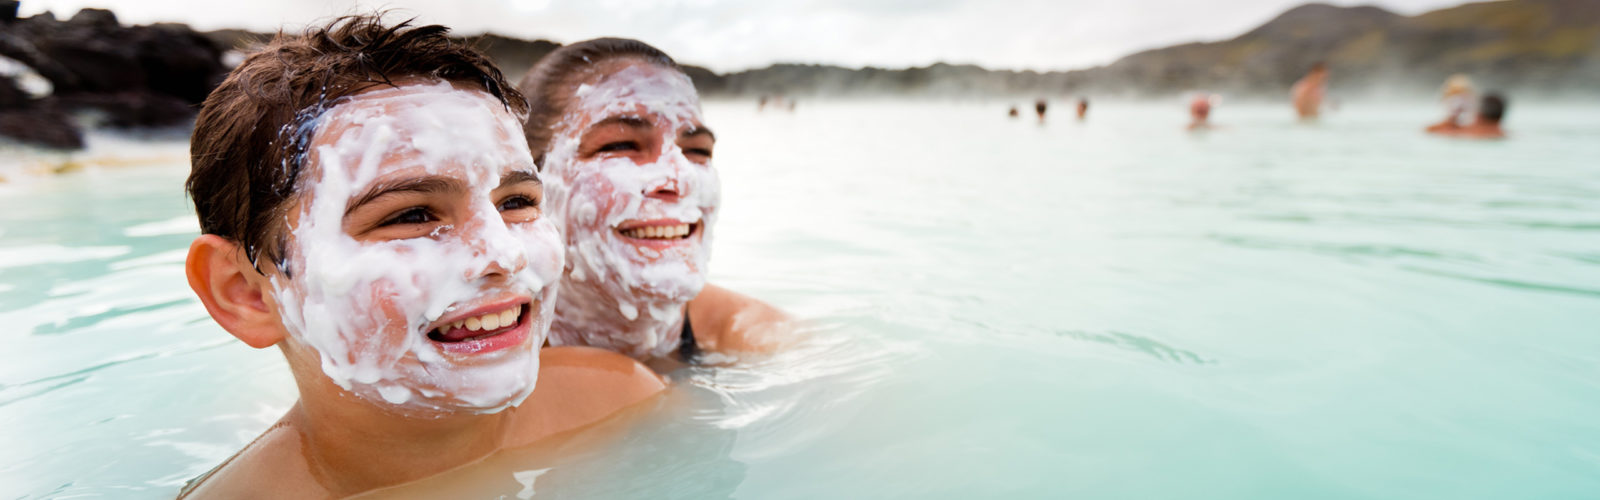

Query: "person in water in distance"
<box><xmin>518</xmin><ymin>38</ymin><xmax>790</xmax><ymax>367</ymax></box>
<box><xmin>1291</xmin><ymin>62</ymin><xmax>1328</xmax><ymax>121</ymax></box>
<box><xmin>178</xmin><ymin>16</ymin><xmax>663</xmax><ymax>498</ymax></box>
<box><xmin>1426</xmin><ymin>74</ymin><xmax>1476</xmax><ymax>134</ymax></box>
<box><xmin>1188</xmin><ymin>94</ymin><xmax>1216</xmax><ymax>131</ymax></box>
<box><xmin>1430</xmin><ymin>93</ymin><xmax>1508</xmax><ymax>140</ymax></box>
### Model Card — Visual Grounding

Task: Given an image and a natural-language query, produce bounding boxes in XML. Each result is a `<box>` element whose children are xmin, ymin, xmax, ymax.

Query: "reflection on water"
<box><xmin>3</xmin><ymin>101</ymin><xmax>1600</xmax><ymax>498</ymax></box>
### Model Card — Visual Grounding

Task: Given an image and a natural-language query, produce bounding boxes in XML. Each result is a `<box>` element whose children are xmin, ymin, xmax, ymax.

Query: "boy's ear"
<box><xmin>186</xmin><ymin>234</ymin><xmax>285</xmax><ymax>349</ymax></box>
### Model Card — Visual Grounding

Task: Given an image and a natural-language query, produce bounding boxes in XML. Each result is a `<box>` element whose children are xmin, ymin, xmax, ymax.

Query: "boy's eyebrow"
<box><xmin>344</xmin><ymin>176</ymin><xmax>459</xmax><ymax>216</ymax></box>
<box><xmin>498</xmin><ymin>170</ymin><xmax>540</xmax><ymax>188</ymax></box>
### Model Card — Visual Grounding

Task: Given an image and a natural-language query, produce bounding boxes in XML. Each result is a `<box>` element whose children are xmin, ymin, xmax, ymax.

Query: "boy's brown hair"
<box><xmin>187</xmin><ymin>14</ymin><xmax>527</xmax><ymax>270</ymax></box>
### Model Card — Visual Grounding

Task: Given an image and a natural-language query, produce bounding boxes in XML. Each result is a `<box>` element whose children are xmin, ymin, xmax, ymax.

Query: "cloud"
<box><xmin>19</xmin><ymin>0</ymin><xmax>1472</xmax><ymax>72</ymax></box>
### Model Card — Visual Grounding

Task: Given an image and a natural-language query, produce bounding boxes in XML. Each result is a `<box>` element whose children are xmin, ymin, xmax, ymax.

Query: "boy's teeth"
<box><xmin>622</xmin><ymin>223</ymin><xmax>692</xmax><ymax>240</ymax></box>
<box><xmin>449</xmin><ymin>305</ymin><xmax>522</xmax><ymax>333</ymax></box>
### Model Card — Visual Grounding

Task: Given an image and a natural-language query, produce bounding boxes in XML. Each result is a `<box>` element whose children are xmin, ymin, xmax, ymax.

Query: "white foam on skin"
<box><xmin>542</xmin><ymin>64</ymin><xmax>720</xmax><ymax>359</ymax></box>
<box><xmin>270</xmin><ymin>81</ymin><xmax>564</xmax><ymax>416</ymax></box>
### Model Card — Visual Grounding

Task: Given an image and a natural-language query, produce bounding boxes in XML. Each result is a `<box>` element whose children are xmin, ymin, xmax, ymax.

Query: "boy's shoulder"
<box><xmin>178</xmin><ymin>419</ymin><xmax>327</xmax><ymax>499</ymax></box>
<box><xmin>506</xmin><ymin>346</ymin><xmax>666</xmax><ymax>446</ymax></box>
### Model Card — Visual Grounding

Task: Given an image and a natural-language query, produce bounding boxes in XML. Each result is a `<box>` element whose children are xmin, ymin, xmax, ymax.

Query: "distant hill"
<box><xmin>1061</xmin><ymin>0</ymin><xmax>1600</xmax><ymax>97</ymax></box>
<box><xmin>200</xmin><ymin>0</ymin><xmax>1599</xmax><ymax>99</ymax></box>
<box><xmin>696</xmin><ymin>0</ymin><xmax>1600</xmax><ymax>98</ymax></box>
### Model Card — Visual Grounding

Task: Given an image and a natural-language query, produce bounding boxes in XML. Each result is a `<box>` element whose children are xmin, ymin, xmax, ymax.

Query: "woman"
<box><xmin>518</xmin><ymin>38</ymin><xmax>789</xmax><ymax>365</ymax></box>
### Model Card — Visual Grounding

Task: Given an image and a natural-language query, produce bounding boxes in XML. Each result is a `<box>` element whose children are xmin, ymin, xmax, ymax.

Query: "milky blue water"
<box><xmin>2</xmin><ymin>100</ymin><xmax>1598</xmax><ymax>499</ymax></box>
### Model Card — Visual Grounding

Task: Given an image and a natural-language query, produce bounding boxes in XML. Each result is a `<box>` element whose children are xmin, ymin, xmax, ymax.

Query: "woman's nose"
<box><xmin>645</xmin><ymin>177</ymin><xmax>681</xmax><ymax>202</ymax></box>
<box><xmin>644</xmin><ymin>151</ymin><xmax>692</xmax><ymax>201</ymax></box>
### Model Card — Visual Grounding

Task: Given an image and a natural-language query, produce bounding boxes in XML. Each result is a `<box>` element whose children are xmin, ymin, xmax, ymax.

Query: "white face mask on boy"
<box><xmin>274</xmin><ymin>81</ymin><xmax>564</xmax><ymax>416</ymax></box>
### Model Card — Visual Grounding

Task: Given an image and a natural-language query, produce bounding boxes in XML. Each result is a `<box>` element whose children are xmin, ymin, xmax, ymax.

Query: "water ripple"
<box><xmin>122</xmin><ymin>216</ymin><xmax>199</xmax><ymax>237</ymax></box>
<box><xmin>0</xmin><ymin>375</ymin><xmax>90</xmax><ymax>409</ymax></box>
<box><xmin>0</xmin><ymin>244</ymin><xmax>130</xmax><ymax>269</ymax></box>
<box><xmin>0</xmin><ymin>339</ymin><xmax>232</xmax><ymax>409</ymax></box>
<box><xmin>1402</xmin><ymin>265</ymin><xmax>1600</xmax><ymax>299</ymax></box>
<box><xmin>1052</xmin><ymin>329</ymin><xmax>1215</xmax><ymax>365</ymax></box>
<box><xmin>29</xmin><ymin>297</ymin><xmax>193</xmax><ymax>336</ymax></box>
<box><xmin>683</xmin><ymin>325</ymin><xmax>922</xmax><ymax>435</ymax></box>
<box><xmin>1209</xmin><ymin>233</ymin><xmax>1477</xmax><ymax>262</ymax></box>
<box><xmin>956</xmin><ymin>318</ymin><xmax>1212</xmax><ymax>366</ymax></box>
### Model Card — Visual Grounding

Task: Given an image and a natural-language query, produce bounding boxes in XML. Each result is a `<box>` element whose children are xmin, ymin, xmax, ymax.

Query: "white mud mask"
<box><xmin>542</xmin><ymin>64</ymin><xmax>720</xmax><ymax>359</ymax></box>
<box><xmin>272</xmin><ymin>81</ymin><xmax>564</xmax><ymax>416</ymax></box>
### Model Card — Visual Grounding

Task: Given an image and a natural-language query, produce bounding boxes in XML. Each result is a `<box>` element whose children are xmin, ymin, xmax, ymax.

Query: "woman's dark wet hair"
<box><xmin>186</xmin><ymin>14</ymin><xmax>526</xmax><ymax>271</ymax></box>
<box><xmin>517</xmin><ymin>37</ymin><xmax>679</xmax><ymax>167</ymax></box>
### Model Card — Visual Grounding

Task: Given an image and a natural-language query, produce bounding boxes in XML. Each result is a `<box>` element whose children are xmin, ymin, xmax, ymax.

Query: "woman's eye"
<box><xmin>380</xmin><ymin>207</ymin><xmax>435</xmax><ymax>226</ymax></box>
<box><xmin>498</xmin><ymin>195</ymin><xmax>539</xmax><ymax>212</ymax></box>
<box><xmin>597</xmin><ymin>141</ymin><xmax>639</xmax><ymax>153</ymax></box>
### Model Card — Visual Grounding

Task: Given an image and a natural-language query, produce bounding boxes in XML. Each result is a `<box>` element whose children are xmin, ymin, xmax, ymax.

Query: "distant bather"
<box><xmin>1291</xmin><ymin>62</ymin><xmax>1328</xmax><ymax>121</ymax></box>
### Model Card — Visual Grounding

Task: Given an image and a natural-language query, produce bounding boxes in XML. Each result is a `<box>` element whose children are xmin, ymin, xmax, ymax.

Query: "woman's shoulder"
<box><xmin>538</xmin><ymin>345</ymin><xmax>667</xmax><ymax>389</ymax></box>
<box><xmin>508</xmin><ymin>346</ymin><xmax>665</xmax><ymax>445</ymax></box>
<box><xmin>689</xmin><ymin>283</ymin><xmax>794</xmax><ymax>354</ymax></box>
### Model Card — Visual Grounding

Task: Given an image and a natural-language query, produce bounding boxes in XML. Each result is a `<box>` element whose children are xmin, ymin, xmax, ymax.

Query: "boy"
<box><xmin>179</xmin><ymin>16</ymin><xmax>662</xmax><ymax>498</ymax></box>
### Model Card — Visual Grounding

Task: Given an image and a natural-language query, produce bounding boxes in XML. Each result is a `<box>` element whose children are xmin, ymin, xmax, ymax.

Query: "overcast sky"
<box><xmin>20</xmin><ymin>0</ymin><xmax>1469</xmax><ymax>73</ymax></box>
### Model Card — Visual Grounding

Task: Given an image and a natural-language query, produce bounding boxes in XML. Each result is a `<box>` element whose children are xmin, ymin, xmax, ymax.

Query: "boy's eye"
<box><xmin>498</xmin><ymin>195</ymin><xmax>539</xmax><ymax>212</ymax></box>
<box><xmin>380</xmin><ymin>207</ymin><xmax>435</xmax><ymax>226</ymax></box>
<box><xmin>684</xmin><ymin>148</ymin><xmax>712</xmax><ymax>158</ymax></box>
<box><xmin>597</xmin><ymin>141</ymin><xmax>639</xmax><ymax>153</ymax></box>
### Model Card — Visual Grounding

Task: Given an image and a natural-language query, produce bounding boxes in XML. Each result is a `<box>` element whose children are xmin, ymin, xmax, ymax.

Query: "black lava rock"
<box><xmin>0</xmin><ymin>7</ymin><xmax>226</xmax><ymax>149</ymax></box>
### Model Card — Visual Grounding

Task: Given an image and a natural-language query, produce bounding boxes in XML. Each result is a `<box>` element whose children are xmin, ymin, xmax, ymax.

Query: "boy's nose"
<box><xmin>460</xmin><ymin>209</ymin><xmax>528</xmax><ymax>280</ymax></box>
<box><xmin>473</xmin><ymin>252</ymin><xmax>527</xmax><ymax>280</ymax></box>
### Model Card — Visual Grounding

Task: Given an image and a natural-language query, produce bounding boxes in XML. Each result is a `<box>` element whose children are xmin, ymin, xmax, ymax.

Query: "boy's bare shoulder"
<box><xmin>178</xmin><ymin>420</ymin><xmax>327</xmax><ymax>499</ymax></box>
<box><xmin>507</xmin><ymin>346</ymin><xmax>665</xmax><ymax>446</ymax></box>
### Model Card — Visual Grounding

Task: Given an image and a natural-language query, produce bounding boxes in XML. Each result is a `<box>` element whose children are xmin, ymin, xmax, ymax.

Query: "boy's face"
<box><xmin>270</xmin><ymin>80</ymin><xmax>562</xmax><ymax>416</ymax></box>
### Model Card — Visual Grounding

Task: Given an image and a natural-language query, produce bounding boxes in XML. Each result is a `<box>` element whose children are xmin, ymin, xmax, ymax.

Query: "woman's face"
<box><xmin>541</xmin><ymin>62</ymin><xmax>720</xmax><ymax>354</ymax></box>
<box><xmin>271</xmin><ymin>81</ymin><xmax>564</xmax><ymax>416</ymax></box>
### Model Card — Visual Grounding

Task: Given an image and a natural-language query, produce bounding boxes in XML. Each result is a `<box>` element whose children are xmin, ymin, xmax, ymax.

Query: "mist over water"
<box><xmin>2</xmin><ymin>99</ymin><xmax>1598</xmax><ymax>498</ymax></box>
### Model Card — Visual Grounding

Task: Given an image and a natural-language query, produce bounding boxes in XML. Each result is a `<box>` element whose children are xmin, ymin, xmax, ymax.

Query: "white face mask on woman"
<box><xmin>542</xmin><ymin>63</ymin><xmax>720</xmax><ymax>359</ymax></box>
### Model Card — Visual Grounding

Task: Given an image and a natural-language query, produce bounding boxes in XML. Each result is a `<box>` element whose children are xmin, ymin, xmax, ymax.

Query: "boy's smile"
<box><xmin>427</xmin><ymin>298</ymin><xmax>534</xmax><ymax>355</ymax></box>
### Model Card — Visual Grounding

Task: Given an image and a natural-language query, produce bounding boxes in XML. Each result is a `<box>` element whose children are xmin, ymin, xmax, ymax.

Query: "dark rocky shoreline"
<box><xmin>0</xmin><ymin>2</ymin><xmax>225</xmax><ymax>150</ymax></box>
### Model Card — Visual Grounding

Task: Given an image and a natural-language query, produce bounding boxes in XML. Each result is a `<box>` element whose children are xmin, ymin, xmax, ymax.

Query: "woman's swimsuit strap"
<box><xmin>679</xmin><ymin>306</ymin><xmax>698</xmax><ymax>363</ymax></box>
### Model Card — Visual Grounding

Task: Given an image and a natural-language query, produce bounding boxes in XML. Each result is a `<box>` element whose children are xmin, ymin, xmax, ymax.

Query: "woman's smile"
<box><xmin>615</xmin><ymin>218</ymin><xmax>703</xmax><ymax>248</ymax></box>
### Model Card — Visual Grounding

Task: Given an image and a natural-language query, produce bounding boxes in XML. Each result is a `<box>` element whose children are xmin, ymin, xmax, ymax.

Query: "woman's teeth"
<box><xmin>621</xmin><ymin>223</ymin><xmax>692</xmax><ymax>240</ymax></box>
<box><xmin>446</xmin><ymin>306</ymin><xmax>521</xmax><ymax>333</ymax></box>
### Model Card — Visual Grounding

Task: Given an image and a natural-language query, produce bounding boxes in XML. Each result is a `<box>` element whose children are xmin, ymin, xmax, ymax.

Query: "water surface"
<box><xmin>3</xmin><ymin>100</ymin><xmax>1598</xmax><ymax>498</ymax></box>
